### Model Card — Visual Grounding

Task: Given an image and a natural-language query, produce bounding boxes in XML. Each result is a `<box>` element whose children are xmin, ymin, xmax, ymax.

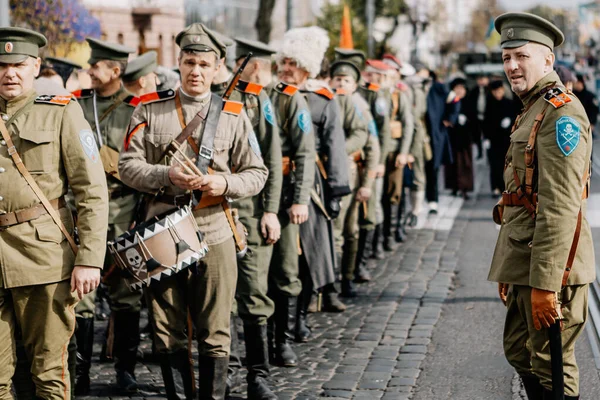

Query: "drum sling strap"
<box><xmin>172</xmin><ymin>91</ymin><xmax>246</xmax><ymax>253</ymax></box>
<box><xmin>0</xmin><ymin>118</ymin><xmax>78</xmax><ymax>254</ymax></box>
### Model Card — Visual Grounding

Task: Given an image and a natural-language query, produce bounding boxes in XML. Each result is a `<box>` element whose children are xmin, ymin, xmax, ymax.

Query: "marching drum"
<box><xmin>108</xmin><ymin>206</ymin><xmax>209</xmax><ymax>290</ymax></box>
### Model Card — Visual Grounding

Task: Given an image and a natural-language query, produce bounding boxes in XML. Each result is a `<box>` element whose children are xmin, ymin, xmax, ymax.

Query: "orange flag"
<box><xmin>339</xmin><ymin>4</ymin><xmax>354</xmax><ymax>49</ymax></box>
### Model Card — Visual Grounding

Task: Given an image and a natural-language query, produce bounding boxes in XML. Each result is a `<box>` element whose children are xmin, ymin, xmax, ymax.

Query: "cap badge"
<box><xmin>5</xmin><ymin>42</ymin><xmax>13</xmax><ymax>53</ymax></box>
<box><xmin>193</xmin><ymin>36</ymin><xmax>200</xmax><ymax>43</ymax></box>
<box><xmin>507</xmin><ymin>28</ymin><xmax>514</xmax><ymax>39</ymax></box>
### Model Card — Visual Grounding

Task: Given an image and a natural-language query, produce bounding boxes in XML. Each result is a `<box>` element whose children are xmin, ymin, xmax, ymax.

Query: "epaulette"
<box><xmin>314</xmin><ymin>87</ymin><xmax>334</xmax><ymax>100</ymax></box>
<box><xmin>236</xmin><ymin>80</ymin><xmax>263</xmax><ymax>96</ymax></box>
<box><xmin>140</xmin><ymin>89</ymin><xmax>176</xmax><ymax>105</ymax></box>
<box><xmin>72</xmin><ymin>89</ymin><xmax>94</xmax><ymax>99</ymax></box>
<box><xmin>35</xmin><ymin>94</ymin><xmax>73</xmax><ymax>106</ymax></box>
<box><xmin>543</xmin><ymin>87</ymin><xmax>572</xmax><ymax>109</ymax></box>
<box><xmin>222</xmin><ymin>100</ymin><xmax>243</xmax><ymax>116</ymax></box>
<box><xmin>275</xmin><ymin>82</ymin><xmax>299</xmax><ymax>96</ymax></box>
<box><xmin>363</xmin><ymin>82</ymin><xmax>380</xmax><ymax>92</ymax></box>
<box><xmin>124</xmin><ymin>95</ymin><xmax>141</xmax><ymax>107</ymax></box>
<box><xmin>335</xmin><ymin>88</ymin><xmax>347</xmax><ymax>96</ymax></box>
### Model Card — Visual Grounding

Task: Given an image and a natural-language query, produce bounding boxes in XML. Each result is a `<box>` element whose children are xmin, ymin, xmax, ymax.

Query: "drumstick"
<box><xmin>168</xmin><ymin>151</ymin><xmax>198</xmax><ymax>177</ymax></box>
<box><xmin>171</xmin><ymin>141</ymin><xmax>204</xmax><ymax>176</ymax></box>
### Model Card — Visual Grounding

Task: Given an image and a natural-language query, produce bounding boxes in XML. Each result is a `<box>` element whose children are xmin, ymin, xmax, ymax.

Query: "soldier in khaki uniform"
<box><xmin>123</xmin><ymin>51</ymin><xmax>159</xmax><ymax>97</ymax></box>
<box><xmin>330</xmin><ymin>59</ymin><xmax>380</xmax><ymax>298</ymax></box>
<box><xmin>0</xmin><ymin>27</ymin><xmax>108</xmax><ymax>399</ymax></box>
<box><xmin>119</xmin><ymin>23</ymin><xmax>267</xmax><ymax>399</ymax></box>
<box><xmin>72</xmin><ymin>38</ymin><xmax>140</xmax><ymax>394</ymax></box>
<box><xmin>489</xmin><ymin>13</ymin><xmax>595</xmax><ymax>399</ymax></box>
<box><xmin>226</xmin><ymin>38</ymin><xmax>282</xmax><ymax>400</ymax></box>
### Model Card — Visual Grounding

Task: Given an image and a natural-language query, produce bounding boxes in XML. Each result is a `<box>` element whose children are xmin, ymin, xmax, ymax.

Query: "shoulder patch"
<box><xmin>222</xmin><ymin>100</ymin><xmax>243</xmax><ymax>116</ymax></box>
<box><xmin>314</xmin><ymin>87</ymin><xmax>334</xmax><ymax>100</ymax></box>
<box><xmin>275</xmin><ymin>82</ymin><xmax>299</xmax><ymax>96</ymax></box>
<box><xmin>236</xmin><ymin>80</ymin><xmax>263</xmax><ymax>96</ymax></box>
<box><xmin>248</xmin><ymin>130</ymin><xmax>262</xmax><ymax>157</ymax></box>
<box><xmin>336</xmin><ymin>88</ymin><xmax>347</xmax><ymax>96</ymax></box>
<box><xmin>78</xmin><ymin>129</ymin><xmax>100</xmax><ymax>163</ymax></box>
<box><xmin>35</xmin><ymin>94</ymin><xmax>72</xmax><ymax>106</ymax></box>
<box><xmin>262</xmin><ymin>97</ymin><xmax>275</xmax><ymax>126</ymax></box>
<box><xmin>72</xmin><ymin>89</ymin><xmax>94</xmax><ymax>99</ymax></box>
<box><xmin>363</xmin><ymin>82</ymin><xmax>380</xmax><ymax>92</ymax></box>
<box><xmin>297</xmin><ymin>109</ymin><xmax>312</xmax><ymax>134</ymax></box>
<box><xmin>556</xmin><ymin>116</ymin><xmax>581</xmax><ymax>156</ymax></box>
<box><xmin>375</xmin><ymin>97</ymin><xmax>389</xmax><ymax>116</ymax></box>
<box><xmin>368</xmin><ymin>120</ymin><xmax>378</xmax><ymax>137</ymax></box>
<box><xmin>124</xmin><ymin>95</ymin><xmax>141</xmax><ymax>107</ymax></box>
<box><xmin>140</xmin><ymin>89</ymin><xmax>176</xmax><ymax>105</ymax></box>
<box><xmin>544</xmin><ymin>87</ymin><xmax>572</xmax><ymax>109</ymax></box>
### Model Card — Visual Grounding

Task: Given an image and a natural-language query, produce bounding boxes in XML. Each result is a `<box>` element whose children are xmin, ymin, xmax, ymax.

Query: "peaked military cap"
<box><xmin>234</xmin><ymin>37</ymin><xmax>276</xmax><ymax>61</ymax></box>
<box><xmin>86</xmin><ymin>37</ymin><xmax>134</xmax><ymax>64</ymax></box>
<box><xmin>0</xmin><ymin>27</ymin><xmax>47</xmax><ymax>63</ymax></box>
<box><xmin>45</xmin><ymin>56</ymin><xmax>82</xmax><ymax>70</ymax></box>
<box><xmin>334</xmin><ymin>48</ymin><xmax>366</xmax><ymax>70</ymax></box>
<box><xmin>176</xmin><ymin>23</ymin><xmax>227</xmax><ymax>58</ymax></box>
<box><xmin>123</xmin><ymin>51</ymin><xmax>157</xmax><ymax>83</ymax></box>
<box><xmin>330</xmin><ymin>60</ymin><xmax>360</xmax><ymax>82</ymax></box>
<box><xmin>494</xmin><ymin>12</ymin><xmax>564</xmax><ymax>50</ymax></box>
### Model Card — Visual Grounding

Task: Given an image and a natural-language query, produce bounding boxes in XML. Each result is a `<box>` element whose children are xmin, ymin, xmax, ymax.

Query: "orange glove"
<box><xmin>498</xmin><ymin>283</ymin><xmax>509</xmax><ymax>306</ymax></box>
<box><xmin>531</xmin><ymin>288</ymin><xmax>560</xmax><ymax>330</ymax></box>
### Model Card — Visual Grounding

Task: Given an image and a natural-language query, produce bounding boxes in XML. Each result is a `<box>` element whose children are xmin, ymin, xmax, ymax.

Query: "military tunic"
<box><xmin>0</xmin><ymin>90</ymin><xmax>108</xmax><ymax>398</ymax></box>
<box><xmin>408</xmin><ymin>79</ymin><xmax>429</xmax><ymax>191</ymax></box>
<box><xmin>267</xmin><ymin>81</ymin><xmax>315</xmax><ymax>297</ymax></box>
<box><xmin>488</xmin><ymin>71</ymin><xmax>595</xmax><ymax>396</ymax></box>
<box><xmin>119</xmin><ymin>88</ymin><xmax>267</xmax><ymax>356</ymax></box>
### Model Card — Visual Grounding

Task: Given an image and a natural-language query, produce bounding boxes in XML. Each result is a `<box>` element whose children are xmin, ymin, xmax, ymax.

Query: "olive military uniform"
<box><xmin>119</xmin><ymin>22</ymin><xmax>268</xmax><ymax>399</ymax></box>
<box><xmin>406</xmin><ymin>76</ymin><xmax>429</xmax><ymax>218</ymax></box>
<box><xmin>488</xmin><ymin>13</ymin><xmax>595</xmax><ymax>398</ymax></box>
<box><xmin>0</xmin><ymin>26</ymin><xmax>108</xmax><ymax>400</ymax></box>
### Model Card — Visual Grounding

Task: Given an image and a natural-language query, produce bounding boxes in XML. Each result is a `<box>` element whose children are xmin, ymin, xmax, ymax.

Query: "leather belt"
<box><xmin>351</xmin><ymin>150</ymin><xmax>362</xmax><ymax>163</ymax></box>
<box><xmin>110</xmin><ymin>186</ymin><xmax>136</xmax><ymax>200</ymax></box>
<box><xmin>501</xmin><ymin>192</ymin><xmax>538</xmax><ymax>207</ymax></box>
<box><xmin>0</xmin><ymin>197</ymin><xmax>66</xmax><ymax>228</ymax></box>
<box><xmin>155</xmin><ymin>193</ymin><xmax>225</xmax><ymax>210</ymax></box>
<box><xmin>282</xmin><ymin>156</ymin><xmax>294</xmax><ymax>177</ymax></box>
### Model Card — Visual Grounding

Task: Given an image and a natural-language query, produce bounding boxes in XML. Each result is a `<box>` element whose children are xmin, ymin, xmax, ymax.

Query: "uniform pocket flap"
<box><xmin>35</xmin><ymin>220</ymin><xmax>65</xmax><ymax>243</ymax></box>
<box><xmin>507</xmin><ymin>223</ymin><xmax>534</xmax><ymax>243</ymax></box>
<box><xmin>20</xmin><ymin>130</ymin><xmax>55</xmax><ymax>144</ymax></box>
<box><xmin>144</xmin><ymin>133</ymin><xmax>174</xmax><ymax>146</ymax></box>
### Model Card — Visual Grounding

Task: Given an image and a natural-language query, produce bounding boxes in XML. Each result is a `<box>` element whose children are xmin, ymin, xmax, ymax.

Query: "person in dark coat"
<box><xmin>463</xmin><ymin>74</ymin><xmax>489</xmax><ymax>159</ymax></box>
<box><xmin>444</xmin><ymin>78</ymin><xmax>474</xmax><ymax>199</ymax></box>
<box><xmin>424</xmin><ymin>75</ymin><xmax>461</xmax><ymax>212</ymax></box>
<box><xmin>483</xmin><ymin>80</ymin><xmax>518</xmax><ymax>195</ymax></box>
<box><xmin>573</xmin><ymin>73</ymin><xmax>598</xmax><ymax>136</ymax></box>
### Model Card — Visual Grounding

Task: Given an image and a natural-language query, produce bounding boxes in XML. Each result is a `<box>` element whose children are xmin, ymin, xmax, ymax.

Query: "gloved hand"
<box><xmin>531</xmin><ymin>288</ymin><xmax>561</xmax><ymax>330</ymax></box>
<box><xmin>327</xmin><ymin>197</ymin><xmax>342</xmax><ymax>219</ymax></box>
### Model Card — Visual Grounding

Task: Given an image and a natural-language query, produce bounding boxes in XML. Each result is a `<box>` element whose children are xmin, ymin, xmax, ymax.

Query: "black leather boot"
<box><xmin>295</xmin><ymin>285</ymin><xmax>312</xmax><ymax>343</ymax></box>
<box><xmin>74</xmin><ymin>317</ymin><xmax>94</xmax><ymax>396</ymax></box>
<box><xmin>340</xmin><ymin>279</ymin><xmax>357</xmax><ymax>298</ymax></box>
<box><xmin>244</xmin><ymin>323</ymin><xmax>277</xmax><ymax>400</ymax></box>
<box><xmin>394</xmin><ymin>194</ymin><xmax>407</xmax><ymax>243</ymax></box>
<box><xmin>197</xmin><ymin>356</ymin><xmax>228</xmax><ymax>400</ymax></box>
<box><xmin>322</xmin><ymin>283</ymin><xmax>348</xmax><ymax>310</ymax></box>
<box><xmin>354</xmin><ymin>229</ymin><xmax>373</xmax><ymax>283</ymax></box>
<box><xmin>370</xmin><ymin>224</ymin><xmax>385</xmax><ymax>260</ymax></box>
<box><xmin>273</xmin><ymin>295</ymin><xmax>298</xmax><ymax>367</ymax></box>
<box><xmin>520</xmin><ymin>374</ymin><xmax>543</xmax><ymax>400</ymax></box>
<box><xmin>114</xmin><ymin>311</ymin><xmax>140</xmax><ymax>393</ymax></box>
<box><xmin>158</xmin><ymin>349</ymin><xmax>195</xmax><ymax>400</ymax></box>
<box><xmin>542</xmin><ymin>387</ymin><xmax>578</xmax><ymax>399</ymax></box>
<box><xmin>382</xmin><ymin>235</ymin><xmax>394</xmax><ymax>252</ymax></box>
<box><xmin>226</xmin><ymin>316</ymin><xmax>242</xmax><ymax>396</ymax></box>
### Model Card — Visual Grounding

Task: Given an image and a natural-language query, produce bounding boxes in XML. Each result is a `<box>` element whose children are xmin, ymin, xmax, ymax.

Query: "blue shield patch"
<box><xmin>298</xmin><ymin>109</ymin><xmax>312</xmax><ymax>134</ymax></box>
<box><xmin>248</xmin><ymin>131</ymin><xmax>262</xmax><ymax>157</ymax></box>
<box><xmin>375</xmin><ymin>97</ymin><xmax>388</xmax><ymax>116</ymax></box>
<box><xmin>368</xmin><ymin>120</ymin><xmax>378</xmax><ymax>137</ymax></box>
<box><xmin>263</xmin><ymin>98</ymin><xmax>275</xmax><ymax>126</ymax></box>
<box><xmin>79</xmin><ymin>129</ymin><xmax>99</xmax><ymax>163</ymax></box>
<box><xmin>555</xmin><ymin>116</ymin><xmax>580</xmax><ymax>156</ymax></box>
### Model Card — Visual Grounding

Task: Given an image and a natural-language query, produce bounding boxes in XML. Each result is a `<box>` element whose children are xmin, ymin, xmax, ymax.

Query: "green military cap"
<box><xmin>0</xmin><ymin>27</ymin><xmax>47</xmax><ymax>63</ymax></box>
<box><xmin>330</xmin><ymin>60</ymin><xmax>360</xmax><ymax>82</ymax></box>
<box><xmin>123</xmin><ymin>51</ymin><xmax>157</xmax><ymax>82</ymax></box>
<box><xmin>234</xmin><ymin>37</ymin><xmax>276</xmax><ymax>61</ymax></box>
<box><xmin>176</xmin><ymin>23</ymin><xmax>227</xmax><ymax>59</ymax></box>
<box><xmin>334</xmin><ymin>48</ymin><xmax>366</xmax><ymax>70</ymax></box>
<box><xmin>494</xmin><ymin>12</ymin><xmax>564</xmax><ymax>50</ymax></box>
<box><xmin>45</xmin><ymin>56</ymin><xmax>82</xmax><ymax>70</ymax></box>
<box><xmin>86</xmin><ymin>37</ymin><xmax>134</xmax><ymax>64</ymax></box>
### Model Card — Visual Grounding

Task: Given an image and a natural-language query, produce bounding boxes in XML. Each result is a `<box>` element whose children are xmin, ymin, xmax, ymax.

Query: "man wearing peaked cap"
<box><xmin>119</xmin><ymin>22</ymin><xmax>267</xmax><ymax>399</ymax></box>
<box><xmin>489</xmin><ymin>12</ymin><xmax>594</xmax><ymax>400</ymax></box>
<box><xmin>123</xmin><ymin>51</ymin><xmax>158</xmax><ymax>96</ymax></box>
<box><xmin>208</xmin><ymin>30</ymin><xmax>235</xmax><ymax>97</ymax></box>
<box><xmin>0</xmin><ymin>26</ymin><xmax>108</xmax><ymax>398</ymax></box>
<box><xmin>72</xmin><ymin>36</ymin><xmax>139</xmax><ymax>395</ymax></box>
<box><xmin>44</xmin><ymin>56</ymin><xmax>82</xmax><ymax>89</ymax></box>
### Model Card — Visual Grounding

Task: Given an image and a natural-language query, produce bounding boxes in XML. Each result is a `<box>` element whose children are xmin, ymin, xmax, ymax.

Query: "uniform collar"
<box><xmin>178</xmin><ymin>88</ymin><xmax>211</xmax><ymax>116</ymax></box>
<box><xmin>520</xmin><ymin>70</ymin><xmax>561</xmax><ymax>107</ymax></box>
<box><xmin>0</xmin><ymin>89</ymin><xmax>37</xmax><ymax>117</ymax></box>
<box><xmin>96</xmin><ymin>84</ymin><xmax>128</xmax><ymax>101</ymax></box>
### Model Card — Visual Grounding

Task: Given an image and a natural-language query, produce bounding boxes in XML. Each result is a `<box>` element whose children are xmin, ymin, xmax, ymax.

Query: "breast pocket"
<box><xmin>144</xmin><ymin>133</ymin><xmax>174</xmax><ymax>162</ymax></box>
<box><xmin>19</xmin><ymin>130</ymin><xmax>56</xmax><ymax>174</ymax></box>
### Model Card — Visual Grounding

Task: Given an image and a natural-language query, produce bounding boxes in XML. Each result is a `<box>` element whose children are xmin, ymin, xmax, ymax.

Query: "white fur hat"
<box><xmin>276</xmin><ymin>26</ymin><xmax>330</xmax><ymax>78</ymax></box>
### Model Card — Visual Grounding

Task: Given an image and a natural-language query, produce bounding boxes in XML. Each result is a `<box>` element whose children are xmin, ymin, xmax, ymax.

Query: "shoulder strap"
<box><xmin>0</xmin><ymin>119</ymin><xmax>78</xmax><ymax>254</ymax></box>
<box><xmin>195</xmin><ymin>93</ymin><xmax>222</xmax><ymax>176</ymax></box>
<box><xmin>98</xmin><ymin>91</ymin><xmax>130</xmax><ymax>124</ymax></box>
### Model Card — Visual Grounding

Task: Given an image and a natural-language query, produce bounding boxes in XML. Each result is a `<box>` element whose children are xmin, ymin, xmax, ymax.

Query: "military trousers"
<box><xmin>0</xmin><ymin>280</ymin><xmax>77</xmax><ymax>400</ymax></box>
<box><xmin>503</xmin><ymin>284</ymin><xmax>588</xmax><ymax>397</ymax></box>
<box><xmin>269</xmin><ymin>211</ymin><xmax>302</xmax><ymax>298</ymax></box>
<box><xmin>236</xmin><ymin>214</ymin><xmax>275</xmax><ymax>324</ymax></box>
<box><xmin>359</xmin><ymin>178</ymin><xmax>378</xmax><ymax>230</ymax></box>
<box><xmin>333</xmin><ymin>162</ymin><xmax>358</xmax><ymax>256</ymax></box>
<box><xmin>108</xmin><ymin>222</ymin><xmax>143</xmax><ymax>313</ymax></box>
<box><xmin>148</xmin><ymin>237</ymin><xmax>237</xmax><ymax>357</ymax></box>
<box><xmin>374</xmin><ymin>176</ymin><xmax>384</xmax><ymax>225</ymax></box>
<box><xmin>410</xmin><ymin>137</ymin><xmax>426</xmax><ymax>191</ymax></box>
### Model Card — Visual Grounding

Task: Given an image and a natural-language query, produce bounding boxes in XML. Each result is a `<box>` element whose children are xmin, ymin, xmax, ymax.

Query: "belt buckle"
<box><xmin>173</xmin><ymin>194</ymin><xmax>188</xmax><ymax>206</ymax></box>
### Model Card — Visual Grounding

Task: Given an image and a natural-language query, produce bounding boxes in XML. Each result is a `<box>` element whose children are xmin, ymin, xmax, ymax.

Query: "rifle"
<box><xmin>222</xmin><ymin>52</ymin><xmax>253</xmax><ymax>101</ymax></box>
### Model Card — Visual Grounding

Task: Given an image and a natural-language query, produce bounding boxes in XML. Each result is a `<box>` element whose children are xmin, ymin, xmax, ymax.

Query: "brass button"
<box><xmin>0</xmin><ymin>140</ymin><xmax>5</xmax><ymax>146</ymax></box>
<box><xmin>0</xmin><ymin>167</ymin><xmax>4</xmax><ymax>173</ymax></box>
<box><xmin>1</xmin><ymin>114</ymin><xmax>7</xmax><ymax>121</ymax></box>
<box><xmin>0</xmin><ymin>196</ymin><xmax>4</xmax><ymax>201</ymax></box>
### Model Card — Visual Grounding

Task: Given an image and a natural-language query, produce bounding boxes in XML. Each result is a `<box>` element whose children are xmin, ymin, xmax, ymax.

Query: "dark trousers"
<box><xmin>425</xmin><ymin>160</ymin><xmax>439</xmax><ymax>203</ymax></box>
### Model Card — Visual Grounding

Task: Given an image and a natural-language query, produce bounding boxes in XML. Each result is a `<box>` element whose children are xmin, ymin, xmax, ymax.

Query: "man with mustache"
<box><xmin>0</xmin><ymin>26</ymin><xmax>108</xmax><ymax>398</ymax></box>
<box><xmin>489</xmin><ymin>12</ymin><xmax>595</xmax><ymax>399</ymax></box>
